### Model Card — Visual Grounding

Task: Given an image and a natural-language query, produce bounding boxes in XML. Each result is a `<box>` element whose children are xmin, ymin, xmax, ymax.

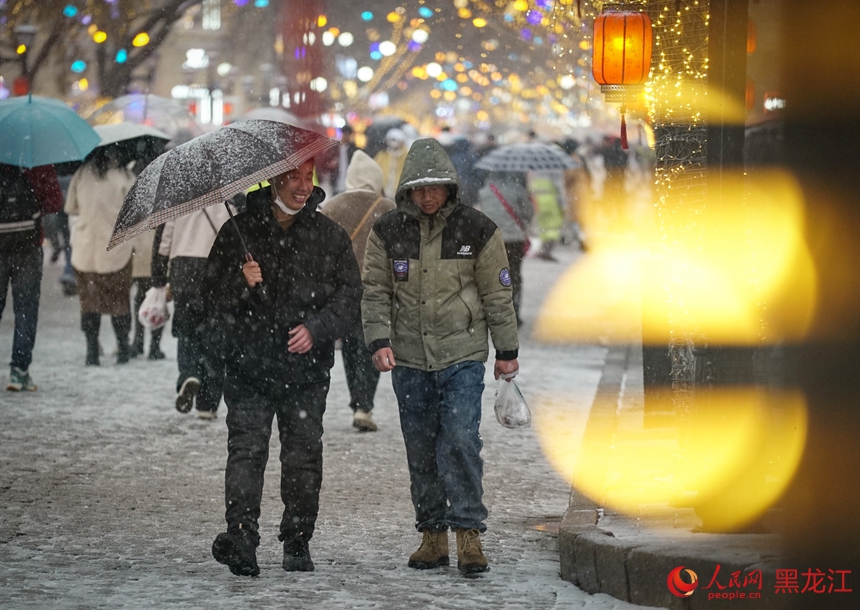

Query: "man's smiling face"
<box><xmin>273</xmin><ymin>159</ymin><xmax>315</xmax><ymax>211</ymax></box>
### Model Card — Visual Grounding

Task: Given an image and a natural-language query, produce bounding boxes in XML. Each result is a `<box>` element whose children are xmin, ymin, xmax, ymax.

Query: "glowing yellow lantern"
<box><xmin>592</xmin><ymin>4</ymin><xmax>652</xmax><ymax>148</ymax></box>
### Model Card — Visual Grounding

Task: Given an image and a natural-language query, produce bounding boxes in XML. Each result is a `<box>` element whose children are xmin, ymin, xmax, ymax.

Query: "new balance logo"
<box><xmin>457</xmin><ymin>245</ymin><xmax>472</xmax><ymax>256</ymax></box>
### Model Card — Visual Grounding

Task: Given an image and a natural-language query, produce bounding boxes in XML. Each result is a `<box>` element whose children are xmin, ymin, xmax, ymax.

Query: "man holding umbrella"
<box><xmin>106</xmin><ymin>120</ymin><xmax>353</xmax><ymax>577</ymax></box>
<box><xmin>205</xmin><ymin>157</ymin><xmax>362</xmax><ymax>576</ymax></box>
<box><xmin>1</xmin><ymin>94</ymin><xmax>99</xmax><ymax>391</ymax></box>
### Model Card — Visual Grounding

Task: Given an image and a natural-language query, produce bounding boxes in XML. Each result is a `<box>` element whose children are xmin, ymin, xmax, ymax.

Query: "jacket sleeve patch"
<box><xmin>499</xmin><ymin>267</ymin><xmax>512</xmax><ymax>287</ymax></box>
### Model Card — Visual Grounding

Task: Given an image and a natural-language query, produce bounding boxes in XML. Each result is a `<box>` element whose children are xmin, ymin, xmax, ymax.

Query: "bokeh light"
<box><xmin>534</xmin><ymin>387</ymin><xmax>808</xmax><ymax>531</ymax></box>
<box><xmin>132</xmin><ymin>32</ymin><xmax>150</xmax><ymax>47</ymax></box>
<box><xmin>534</xmin><ymin>170</ymin><xmax>818</xmax><ymax>345</ymax></box>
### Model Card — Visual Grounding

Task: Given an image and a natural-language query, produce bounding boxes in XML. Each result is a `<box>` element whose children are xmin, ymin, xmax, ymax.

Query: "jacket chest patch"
<box><xmin>456</xmin><ymin>245</ymin><xmax>473</xmax><ymax>257</ymax></box>
<box><xmin>393</xmin><ymin>259</ymin><xmax>409</xmax><ymax>282</ymax></box>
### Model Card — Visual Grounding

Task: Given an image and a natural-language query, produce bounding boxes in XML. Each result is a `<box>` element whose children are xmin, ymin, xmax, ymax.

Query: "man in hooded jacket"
<box><xmin>321</xmin><ymin>151</ymin><xmax>396</xmax><ymax>432</ymax></box>
<box><xmin>205</xmin><ymin>159</ymin><xmax>362</xmax><ymax>577</ymax></box>
<box><xmin>362</xmin><ymin>139</ymin><xmax>520</xmax><ymax>575</ymax></box>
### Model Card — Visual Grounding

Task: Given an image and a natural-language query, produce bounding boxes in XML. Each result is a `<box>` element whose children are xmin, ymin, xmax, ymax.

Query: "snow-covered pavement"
<box><xmin>1</xmin><ymin>244</ymin><xmax>659</xmax><ymax>610</ymax></box>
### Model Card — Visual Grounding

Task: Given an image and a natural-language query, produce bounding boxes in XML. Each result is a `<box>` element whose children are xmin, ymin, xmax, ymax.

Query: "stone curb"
<box><xmin>558</xmin><ymin>345</ymin><xmax>786</xmax><ymax>610</ymax></box>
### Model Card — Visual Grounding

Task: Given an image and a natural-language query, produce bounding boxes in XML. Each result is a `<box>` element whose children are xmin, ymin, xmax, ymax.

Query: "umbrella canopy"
<box><xmin>87</xmin><ymin>94</ymin><xmax>203</xmax><ymax>140</ymax></box>
<box><xmin>474</xmin><ymin>142</ymin><xmax>580</xmax><ymax>172</ymax></box>
<box><xmin>108</xmin><ymin>119</ymin><xmax>338</xmax><ymax>250</ymax></box>
<box><xmin>93</xmin><ymin>122</ymin><xmax>171</xmax><ymax>146</ymax></box>
<box><xmin>242</xmin><ymin>106</ymin><xmax>306</xmax><ymax>126</ymax></box>
<box><xmin>0</xmin><ymin>94</ymin><xmax>101</xmax><ymax>168</ymax></box>
<box><xmin>55</xmin><ymin>123</ymin><xmax>172</xmax><ymax>177</ymax></box>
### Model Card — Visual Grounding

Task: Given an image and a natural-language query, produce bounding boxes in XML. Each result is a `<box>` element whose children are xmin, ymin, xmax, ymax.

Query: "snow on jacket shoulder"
<box><xmin>206</xmin><ymin>185</ymin><xmax>362</xmax><ymax>386</ymax></box>
<box><xmin>361</xmin><ymin>138</ymin><xmax>518</xmax><ymax>371</ymax></box>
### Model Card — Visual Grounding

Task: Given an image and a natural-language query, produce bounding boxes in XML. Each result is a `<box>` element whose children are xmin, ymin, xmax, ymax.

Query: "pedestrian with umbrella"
<box><xmin>88</xmin><ymin>123</ymin><xmax>172</xmax><ymax>361</ymax></box>
<box><xmin>107</xmin><ymin>120</ymin><xmax>356</xmax><ymax>577</ymax></box>
<box><xmin>477</xmin><ymin>171</ymin><xmax>533</xmax><ymax>325</ymax></box>
<box><xmin>0</xmin><ymin>94</ymin><xmax>100</xmax><ymax>391</ymax></box>
<box><xmin>475</xmin><ymin>142</ymin><xmax>578</xmax><ymax>262</ymax></box>
<box><xmin>65</xmin><ymin>144</ymin><xmax>138</xmax><ymax>366</ymax></box>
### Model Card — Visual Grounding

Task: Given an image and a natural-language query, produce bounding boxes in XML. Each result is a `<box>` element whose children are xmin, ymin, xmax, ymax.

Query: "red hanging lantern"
<box><xmin>592</xmin><ymin>4</ymin><xmax>653</xmax><ymax>149</ymax></box>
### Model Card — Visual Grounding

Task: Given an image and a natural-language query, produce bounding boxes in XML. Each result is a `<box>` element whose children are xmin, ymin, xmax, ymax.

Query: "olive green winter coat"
<box><xmin>361</xmin><ymin>138</ymin><xmax>519</xmax><ymax>371</ymax></box>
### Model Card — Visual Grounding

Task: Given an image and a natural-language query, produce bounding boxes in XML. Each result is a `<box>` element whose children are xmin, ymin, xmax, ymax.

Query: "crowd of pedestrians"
<box><xmin>3</xmin><ymin>117</ymin><xmax>644</xmax><ymax>581</ymax></box>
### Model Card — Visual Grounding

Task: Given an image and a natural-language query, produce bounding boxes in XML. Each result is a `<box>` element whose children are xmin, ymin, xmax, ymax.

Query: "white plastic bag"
<box><xmin>494</xmin><ymin>374</ymin><xmax>531</xmax><ymax>428</ymax></box>
<box><xmin>138</xmin><ymin>286</ymin><xmax>170</xmax><ymax>330</ymax></box>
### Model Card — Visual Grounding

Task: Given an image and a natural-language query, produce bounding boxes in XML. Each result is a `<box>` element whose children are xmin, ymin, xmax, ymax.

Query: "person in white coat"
<box><xmin>65</xmin><ymin>148</ymin><xmax>136</xmax><ymax>366</ymax></box>
<box><xmin>152</xmin><ymin>203</ymin><xmax>232</xmax><ymax>419</ymax></box>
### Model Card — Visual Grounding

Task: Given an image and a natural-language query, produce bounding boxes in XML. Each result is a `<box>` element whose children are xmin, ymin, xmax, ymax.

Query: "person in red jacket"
<box><xmin>0</xmin><ymin>163</ymin><xmax>63</xmax><ymax>391</ymax></box>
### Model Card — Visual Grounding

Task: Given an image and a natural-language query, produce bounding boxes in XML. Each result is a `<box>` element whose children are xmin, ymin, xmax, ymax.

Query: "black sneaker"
<box><xmin>212</xmin><ymin>530</ymin><xmax>259</xmax><ymax>577</ymax></box>
<box><xmin>175</xmin><ymin>377</ymin><xmax>200</xmax><ymax>413</ymax></box>
<box><xmin>282</xmin><ymin>538</ymin><xmax>314</xmax><ymax>572</ymax></box>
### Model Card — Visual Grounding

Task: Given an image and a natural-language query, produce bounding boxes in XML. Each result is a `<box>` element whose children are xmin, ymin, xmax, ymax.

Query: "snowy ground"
<box><xmin>1</xmin><ymin>243</ymin><xmax>659</xmax><ymax>610</ymax></box>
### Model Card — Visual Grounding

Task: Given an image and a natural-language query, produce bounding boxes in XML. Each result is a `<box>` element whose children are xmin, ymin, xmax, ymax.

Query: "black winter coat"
<box><xmin>205</xmin><ymin>185</ymin><xmax>362</xmax><ymax>388</ymax></box>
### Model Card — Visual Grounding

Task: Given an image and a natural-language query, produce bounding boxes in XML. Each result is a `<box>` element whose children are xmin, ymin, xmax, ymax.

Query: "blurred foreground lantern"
<box><xmin>592</xmin><ymin>3</ymin><xmax>652</xmax><ymax>148</ymax></box>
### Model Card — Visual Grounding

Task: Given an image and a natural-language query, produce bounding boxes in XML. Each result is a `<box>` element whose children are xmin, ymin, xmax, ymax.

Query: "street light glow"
<box><xmin>425</xmin><ymin>62</ymin><xmax>443</xmax><ymax>78</ymax></box>
<box><xmin>310</xmin><ymin>77</ymin><xmax>328</xmax><ymax>92</ymax></box>
<box><xmin>132</xmin><ymin>32</ymin><xmax>150</xmax><ymax>47</ymax></box>
<box><xmin>357</xmin><ymin>66</ymin><xmax>374</xmax><ymax>82</ymax></box>
<box><xmin>379</xmin><ymin>41</ymin><xmax>396</xmax><ymax>57</ymax></box>
<box><xmin>337</xmin><ymin>32</ymin><xmax>354</xmax><ymax>47</ymax></box>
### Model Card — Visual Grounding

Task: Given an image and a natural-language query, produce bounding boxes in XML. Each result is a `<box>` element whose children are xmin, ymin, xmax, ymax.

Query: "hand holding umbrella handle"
<box><xmin>226</xmin><ymin>200</ymin><xmax>268</xmax><ymax>304</ymax></box>
<box><xmin>243</xmin><ymin>253</ymin><xmax>269</xmax><ymax>303</ymax></box>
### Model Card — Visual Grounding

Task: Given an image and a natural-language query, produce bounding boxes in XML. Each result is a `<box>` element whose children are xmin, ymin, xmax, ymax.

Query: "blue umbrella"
<box><xmin>0</xmin><ymin>94</ymin><xmax>101</xmax><ymax>168</ymax></box>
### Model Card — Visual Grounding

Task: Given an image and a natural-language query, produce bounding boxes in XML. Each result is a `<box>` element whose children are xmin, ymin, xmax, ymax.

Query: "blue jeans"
<box><xmin>0</xmin><ymin>246</ymin><xmax>42</xmax><ymax>371</ymax></box>
<box><xmin>392</xmin><ymin>361</ymin><xmax>488</xmax><ymax>533</ymax></box>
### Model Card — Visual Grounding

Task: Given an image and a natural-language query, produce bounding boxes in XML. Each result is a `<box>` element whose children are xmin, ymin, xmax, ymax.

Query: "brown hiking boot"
<box><xmin>407</xmin><ymin>530</ymin><xmax>449</xmax><ymax>569</ymax></box>
<box><xmin>456</xmin><ymin>528</ymin><xmax>489</xmax><ymax>575</ymax></box>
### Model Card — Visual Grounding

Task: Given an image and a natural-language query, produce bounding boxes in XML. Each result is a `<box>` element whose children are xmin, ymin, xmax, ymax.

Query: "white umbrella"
<box><xmin>93</xmin><ymin>122</ymin><xmax>171</xmax><ymax>146</ymax></box>
<box><xmin>242</xmin><ymin>106</ymin><xmax>305</xmax><ymax>125</ymax></box>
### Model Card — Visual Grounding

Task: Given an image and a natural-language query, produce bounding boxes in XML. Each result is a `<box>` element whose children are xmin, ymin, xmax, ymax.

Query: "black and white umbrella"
<box><xmin>473</xmin><ymin>142</ymin><xmax>579</xmax><ymax>172</ymax></box>
<box><xmin>107</xmin><ymin>119</ymin><xmax>338</xmax><ymax>250</ymax></box>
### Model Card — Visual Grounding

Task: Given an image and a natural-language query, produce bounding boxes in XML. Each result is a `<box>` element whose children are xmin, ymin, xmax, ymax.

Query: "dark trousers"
<box><xmin>504</xmin><ymin>241</ymin><xmax>526</xmax><ymax>323</ymax></box>
<box><xmin>171</xmin><ymin>257</ymin><xmax>224</xmax><ymax>412</ymax></box>
<box><xmin>176</xmin><ymin>322</ymin><xmax>224</xmax><ymax>412</ymax></box>
<box><xmin>341</xmin><ymin>324</ymin><xmax>380</xmax><ymax>412</ymax></box>
<box><xmin>223</xmin><ymin>377</ymin><xmax>329</xmax><ymax>545</ymax></box>
<box><xmin>0</xmin><ymin>246</ymin><xmax>42</xmax><ymax>371</ymax></box>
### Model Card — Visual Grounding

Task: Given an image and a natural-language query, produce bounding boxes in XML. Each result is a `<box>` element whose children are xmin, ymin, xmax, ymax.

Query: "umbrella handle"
<box><xmin>227</xmin><ymin>201</ymin><xmax>269</xmax><ymax>303</ymax></box>
<box><xmin>243</xmin><ymin>252</ymin><xmax>269</xmax><ymax>304</ymax></box>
